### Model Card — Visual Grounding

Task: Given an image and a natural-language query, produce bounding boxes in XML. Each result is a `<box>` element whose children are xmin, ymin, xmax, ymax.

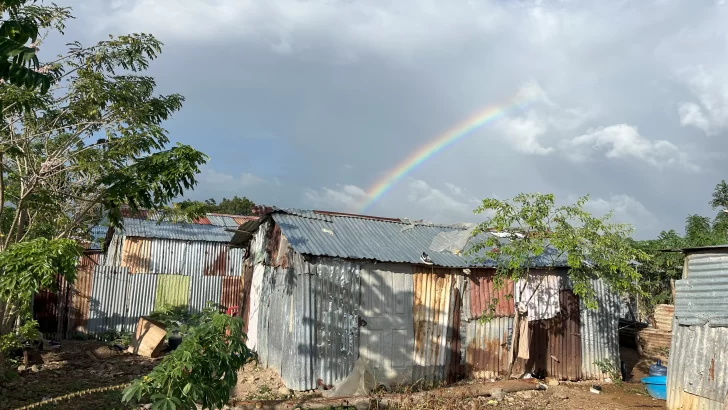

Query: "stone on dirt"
<box><xmin>545</xmin><ymin>377</ymin><xmax>559</xmax><ymax>386</ymax></box>
<box><xmin>490</xmin><ymin>387</ymin><xmax>506</xmax><ymax>401</ymax></box>
<box><xmin>278</xmin><ymin>387</ymin><xmax>292</xmax><ymax>397</ymax></box>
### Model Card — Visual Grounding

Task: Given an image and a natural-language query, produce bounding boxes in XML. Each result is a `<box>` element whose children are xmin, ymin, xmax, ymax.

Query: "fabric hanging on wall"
<box><xmin>518</xmin><ymin>274</ymin><xmax>561</xmax><ymax>321</ymax></box>
<box><xmin>517</xmin><ymin>315</ymin><xmax>530</xmax><ymax>359</ymax></box>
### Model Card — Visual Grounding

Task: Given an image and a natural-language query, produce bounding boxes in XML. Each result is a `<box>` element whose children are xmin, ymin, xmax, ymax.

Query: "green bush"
<box><xmin>121</xmin><ymin>311</ymin><xmax>255</xmax><ymax>410</ymax></box>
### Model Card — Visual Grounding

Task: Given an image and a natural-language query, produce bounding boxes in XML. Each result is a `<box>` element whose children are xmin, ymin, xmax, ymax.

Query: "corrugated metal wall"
<box><xmin>580</xmin><ymin>279</ymin><xmax>621</xmax><ymax>379</ymax></box>
<box><xmin>467</xmin><ymin>269</ymin><xmax>515</xmax><ymax>319</ymax></box>
<box><xmin>465</xmin><ymin>317</ymin><xmax>513</xmax><ymax>379</ymax></box>
<box><xmin>189</xmin><ymin>276</ymin><xmax>223</xmax><ymax>312</ymax></box>
<box><xmin>88</xmin><ymin>267</ymin><xmax>130</xmax><ymax>334</ymax></box>
<box><xmin>254</xmin><ymin>254</ymin><xmax>360</xmax><ymax>391</ymax></box>
<box><xmin>155</xmin><ymin>275</ymin><xmax>191</xmax><ymax>309</ymax></box>
<box><xmin>121</xmin><ymin>237</ymin><xmax>152</xmax><ymax>274</ymax></box>
<box><xmin>412</xmin><ymin>267</ymin><xmax>465</xmax><ymax>382</ymax></box>
<box><xmin>667</xmin><ymin>323</ymin><xmax>728</xmax><ymax>410</ymax></box>
<box><xmin>45</xmin><ymin>234</ymin><xmax>247</xmax><ymax>337</ymax></box>
<box><xmin>668</xmin><ymin>251</ymin><xmax>728</xmax><ymax>410</ymax></box>
<box><xmin>221</xmin><ymin>276</ymin><xmax>242</xmax><ymax>310</ymax></box>
<box><xmin>127</xmin><ymin>274</ymin><xmax>158</xmax><ymax>330</ymax></box>
<box><xmin>520</xmin><ymin>290</ymin><xmax>582</xmax><ymax>381</ymax></box>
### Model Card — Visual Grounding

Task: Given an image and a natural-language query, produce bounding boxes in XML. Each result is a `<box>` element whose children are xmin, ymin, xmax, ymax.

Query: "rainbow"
<box><xmin>358</xmin><ymin>92</ymin><xmax>534</xmax><ymax>212</ymax></box>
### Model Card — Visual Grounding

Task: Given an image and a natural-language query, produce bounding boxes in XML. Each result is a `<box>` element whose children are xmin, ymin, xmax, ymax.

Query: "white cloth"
<box><xmin>517</xmin><ymin>274</ymin><xmax>561</xmax><ymax>321</ymax></box>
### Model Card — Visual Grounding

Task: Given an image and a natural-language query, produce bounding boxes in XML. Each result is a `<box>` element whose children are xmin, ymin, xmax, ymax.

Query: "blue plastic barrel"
<box><xmin>641</xmin><ymin>376</ymin><xmax>667</xmax><ymax>400</ymax></box>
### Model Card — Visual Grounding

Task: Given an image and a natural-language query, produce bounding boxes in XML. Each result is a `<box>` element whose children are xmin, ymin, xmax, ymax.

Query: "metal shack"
<box><xmin>231</xmin><ymin>209</ymin><xmax>622</xmax><ymax>391</ymax></box>
<box><xmin>667</xmin><ymin>245</ymin><xmax>728</xmax><ymax>410</ymax></box>
<box><xmin>36</xmin><ymin>213</ymin><xmax>257</xmax><ymax>338</ymax></box>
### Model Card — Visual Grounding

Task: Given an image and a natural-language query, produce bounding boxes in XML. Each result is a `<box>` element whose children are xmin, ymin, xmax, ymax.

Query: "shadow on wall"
<box><xmin>253</xmin><ymin>259</ymin><xmax>463</xmax><ymax>391</ymax></box>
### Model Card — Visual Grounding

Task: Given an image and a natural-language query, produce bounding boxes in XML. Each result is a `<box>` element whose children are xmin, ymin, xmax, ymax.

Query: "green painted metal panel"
<box><xmin>155</xmin><ymin>274</ymin><xmax>190</xmax><ymax>309</ymax></box>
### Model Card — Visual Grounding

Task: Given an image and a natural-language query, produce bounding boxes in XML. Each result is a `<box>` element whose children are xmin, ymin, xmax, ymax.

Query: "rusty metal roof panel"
<box><xmin>467</xmin><ymin>269</ymin><xmax>515</xmax><ymax>319</ymax></box>
<box><xmin>120</xmin><ymin>218</ymin><xmax>233</xmax><ymax>242</ymax></box>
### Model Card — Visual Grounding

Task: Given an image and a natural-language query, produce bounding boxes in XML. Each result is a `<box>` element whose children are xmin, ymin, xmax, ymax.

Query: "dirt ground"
<box><xmin>393</xmin><ymin>381</ymin><xmax>664</xmax><ymax>410</ymax></box>
<box><xmin>0</xmin><ymin>341</ymin><xmax>666</xmax><ymax>410</ymax></box>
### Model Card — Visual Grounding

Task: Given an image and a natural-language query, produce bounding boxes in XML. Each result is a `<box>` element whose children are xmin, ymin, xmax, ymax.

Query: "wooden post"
<box><xmin>670</xmin><ymin>279</ymin><xmax>676</xmax><ymax>304</ymax></box>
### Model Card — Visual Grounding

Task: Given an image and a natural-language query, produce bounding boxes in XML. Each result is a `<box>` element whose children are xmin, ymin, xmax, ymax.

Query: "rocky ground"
<box><xmin>0</xmin><ymin>341</ymin><xmax>665</xmax><ymax>410</ymax></box>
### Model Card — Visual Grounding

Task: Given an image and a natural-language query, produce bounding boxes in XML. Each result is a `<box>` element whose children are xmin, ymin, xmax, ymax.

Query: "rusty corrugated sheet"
<box><xmin>120</xmin><ymin>237</ymin><xmax>152</xmax><ymax>274</ymax></box>
<box><xmin>518</xmin><ymin>290</ymin><xmax>582</xmax><ymax>380</ymax></box>
<box><xmin>204</xmin><ymin>242</ymin><xmax>228</xmax><ymax>276</ymax></box>
<box><xmin>67</xmin><ymin>254</ymin><xmax>99</xmax><ymax>334</ymax></box>
<box><xmin>226</xmin><ymin>247</ymin><xmax>244</xmax><ymax>276</ymax></box>
<box><xmin>233</xmin><ymin>216</ymin><xmax>257</xmax><ymax>225</ymax></box>
<box><xmin>193</xmin><ymin>216</ymin><xmax>211</xmax><ymax>224</ymax></box>
<box><xmin>154</xmin><ymin>275</ymin><xmax>190</xmax><ymax>309</ymax></box>
<box><xmin>654</xmin><ymin>304</ymin><xmax>674</xmax><ymax>332</ymax></box>
<box><xmin>412</xmin><ymin>267</ymin><xmax>464</xmax><ymax>382</ymax></box>
<box><xmin>221</xmin><ymin>276</ymin><xmax>242</xmax><ymax>311</ymax></box>
<box><xmin>468</xmin><ymin>269</ymin><xmax>515</xmax><ymax>319</ymax></box>
<box><xmin>33</xmin><ymin>289</ymin><xmax>58</xmax><ymax>335</ymax></box>
<box><xmin>465</xmin><ymin>317</ymin><xmax>513</xmax><ymax>380</ymax></box>
<box><xmin>149</xmin><ymin>239</ymin><xmax>187</xmax><ymax>274</ymax></box>
<box><xmin>667</xmin><ymin>323</ymin><xmax>728</xmax><ymax>410</ymax></box>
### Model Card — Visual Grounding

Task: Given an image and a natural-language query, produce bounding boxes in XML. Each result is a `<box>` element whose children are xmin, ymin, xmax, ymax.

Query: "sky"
<box><xmin>49</xmin><ymin>0</ymin><xmax>728</xmax><ymax>239</ymax></box>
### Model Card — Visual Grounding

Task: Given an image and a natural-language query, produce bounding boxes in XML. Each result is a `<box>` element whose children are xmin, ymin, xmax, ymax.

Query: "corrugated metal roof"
<box><xmin>675</xmin><ymin>252</ymin><xmax>728</xmax><ymax>326</ymax></box>
<box><xmin>231</xmin><ymin>209</ymin><xmax>569</xmax><ymax>268</ymax></box>
<box><xmin>119</xmin><ymin>218</ymin><xmax>234</xmax><ymax>242</ymax></box>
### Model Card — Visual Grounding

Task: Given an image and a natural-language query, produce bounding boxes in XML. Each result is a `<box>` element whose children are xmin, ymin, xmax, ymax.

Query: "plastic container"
<box><xmin>649</xmin><ymin>359</ymin><xmax>668</xmax><ymax>377</ymax></box>
<box><xmin>641</xmin><ymin>376</ymin><xmax>667</xmax><ymax>400</ymax></box>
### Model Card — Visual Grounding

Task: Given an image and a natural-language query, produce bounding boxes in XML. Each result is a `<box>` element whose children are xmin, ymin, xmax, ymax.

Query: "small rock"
<box><xmin>553</xmin><ymin>390</ymin><xmax>569</xmax><ymax>400</ymax></box>
<box><xmin>278</xmin><ymin>387</ymin><xmax>292</xmax><ymax>397</ymax></box>
<box><xmin>505</xmin><ymin>396</ymin><xmax>514</xmax><ymax>403</ymax></box>
<box><xmin>17</xmin><ymin>365</ymin><xmax>27</xmax><ymax>372</ymax></box>
<box><xmin>545</xmin><ymin>377</ymin><xmax>559</xmax><ymax>386</ymax></box>
<box><xmin>516</xmin><ymin>390</ymin><xmax>537</xmax><ymax>399</ymax></box>
<box><xmin>30</xmin><ymin>365</ymin><xmax>40</xmax><ymax>372</ymax></box>
<box><xmin>490</xmin><ymin>388</ymin><xmax>506</xmax><ymax>401</ymax></box>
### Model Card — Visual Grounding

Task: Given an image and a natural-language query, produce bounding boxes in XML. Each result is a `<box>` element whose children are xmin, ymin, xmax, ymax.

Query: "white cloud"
<box><xmin>677</xmin><ymin>66</ymin><xmax>728</xmax><ymax>135</ymax></box>
<box><xmin>560</xmin><ymin>124</ymin><xmax>699</xmax><ymax>171</ymax></box>
<box><xmin>406</xmin><ymin>179</ymin><xmax>480</xmax><ymax>221</ymax></box>
<box><xmin>196</xmin><ymin>166</ymin><xmax>265</xmax><ymax>187</ymax></box>
<box><xmin>493</xmin><ymin>80</ymin><xmax>590</xmax><ymax>156</ymax></box>
<box><xmin>304</xmin><ymin>184</ymin><xmax>367</xmax><ymax>211</ymax></box>
<box><xmin>581</xmin><ymin>194</ymin><xmax>658</xmax><ymax>232</ymax></box>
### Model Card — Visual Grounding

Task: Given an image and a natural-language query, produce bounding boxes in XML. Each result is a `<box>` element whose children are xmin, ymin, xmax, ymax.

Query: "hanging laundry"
<box><xmin>517</xmin><ymin>314</ymin><xmax>530</xmax><ymax>359</ymax></box>
<box><xmin>517</xmin><ymin>274</ymin><xmax>561</xmax><ymax>321</ymax></box>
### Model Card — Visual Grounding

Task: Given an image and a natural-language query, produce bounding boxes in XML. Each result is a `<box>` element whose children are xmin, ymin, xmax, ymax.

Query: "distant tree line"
<box><xmin>632</xmin><ymin>180</ymin><xmax>728</xmax><ymax>310</ymax></box>
<box><xmin>176</xmin><ymin>196</ymin><xmax>256</xmax><ymax>216</ymax></box>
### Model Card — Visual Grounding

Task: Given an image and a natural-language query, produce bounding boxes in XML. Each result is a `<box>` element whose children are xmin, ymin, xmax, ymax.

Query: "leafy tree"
<box><xmin>0</xmin><ymin>0</ymin><xmax>207</xmax><ymax>370</ymax></box>
<box><xmin>176</xmin><ymin>196</ymin><xmax>256</xmax><ymax>216</ymax></box>
<box><xmin>0</xmin><ymin>0</ymin><xmax>71</xmax><ymax>104</ymax></box>
<box><xmin>469</xmin><ymin>193</ymin><xmax>649</xmax><ymax>377</ymax></box>
<box><xmin>122</xmin><ymin>312</ymin><xmax>255</xmax><ymax>410</ymax></box>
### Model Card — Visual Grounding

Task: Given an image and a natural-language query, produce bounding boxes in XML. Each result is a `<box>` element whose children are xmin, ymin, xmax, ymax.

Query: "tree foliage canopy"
<box><xmin>469</xmin><ymin>193</ymin><xmax>648</xmax><ymax>312</ymax></box>
<box><xmin>175</xmin><ymin>196</ymin><xmax>256</xmax><ymax>216</ymax></box>
<box><xmin>0</xmin><ymin>0</ymin><xmax>206</xmax><ymax>353</ymax></box>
